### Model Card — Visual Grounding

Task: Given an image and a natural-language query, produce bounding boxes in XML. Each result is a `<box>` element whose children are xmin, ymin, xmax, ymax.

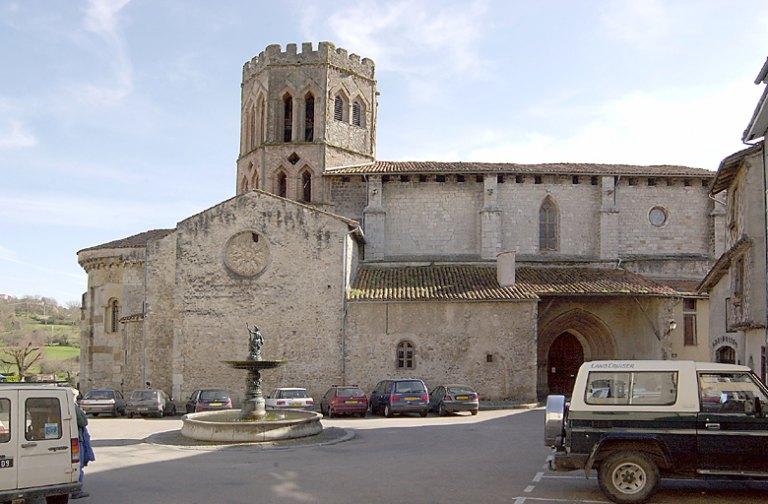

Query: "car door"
<box><xmin>0</xmin><ymin>389</ymin><xmax>18</xmax><ymax>491</ymax></box>
<box><xmin>18</xmin><ymin>389</ymin><xmax>71</xmax><ymax>489</ymax></box>
<box><xmin>697</xmin><ymin>371</ymin><xmax>768</xmax><ymax>473</ymax></box>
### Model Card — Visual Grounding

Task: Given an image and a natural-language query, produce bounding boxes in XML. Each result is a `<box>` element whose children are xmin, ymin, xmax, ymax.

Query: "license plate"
<box><xmin>209</xmin><ymin>403</ymin><xmax>222</xmax><ymax>407</ymax></box>
<box><xmin>405</xmin><ymin>397</ymin><xmax>419</xmax><ymax>401</ymax></box>
<box><xmin>138</xmin><ymin>407</ymin><xmax>148</xmax><ymax>412</ymax></box>
<box><xmin>345</xmin><ymin>400</ymin><xmax>358</xmax><ymax>404</ymax></box>
<box><xmin>0</xmin><ymin>459</ymin><xmax>12</xmax><ymax>468</ymax></box>
<box><xmin>456</xmin><ymin>395</ymin><xmax>469</xmax><ymax>400</ymax></box>
<box><xmin>290</xmin><ymin>402</ymin><xmax>302</xmax><ymax>406</ymax></box>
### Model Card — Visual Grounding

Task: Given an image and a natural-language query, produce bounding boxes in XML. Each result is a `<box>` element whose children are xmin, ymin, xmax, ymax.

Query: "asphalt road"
<box><xmin>76</xmin><ymin>409</ymin><xmax>768</xmax><ymax>504</ymax></box>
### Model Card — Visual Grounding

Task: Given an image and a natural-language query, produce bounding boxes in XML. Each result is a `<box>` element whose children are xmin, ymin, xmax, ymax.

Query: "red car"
<box><xmin>320</xmin><ymin>385</ymin><xmax>368</xmax><ymax>418</ymax></box>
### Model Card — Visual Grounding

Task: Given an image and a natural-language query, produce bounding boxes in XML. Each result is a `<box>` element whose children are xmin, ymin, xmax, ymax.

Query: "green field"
<box><xmin>42</xmin><ymin>345</ymin><xmax>80</xmax><ymax>361</ymax></box>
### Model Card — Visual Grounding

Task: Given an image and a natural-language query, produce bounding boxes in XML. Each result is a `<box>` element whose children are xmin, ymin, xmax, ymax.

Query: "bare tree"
<box><xmin>1</xmin><ymin>340</ymin><xmax>43</xmax><ymax>381</ymax></box>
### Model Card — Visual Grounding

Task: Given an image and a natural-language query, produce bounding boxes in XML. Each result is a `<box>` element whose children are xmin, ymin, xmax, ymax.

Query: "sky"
<box><xmin>0</xmin><ymin>0</ymin><xmax>767</xmax><ymax>303</ymax></box>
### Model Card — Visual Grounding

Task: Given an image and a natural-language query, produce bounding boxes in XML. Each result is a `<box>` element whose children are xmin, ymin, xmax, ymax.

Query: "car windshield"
<box><xmin>395</xmin><ymin>381</ymin><xmax>426</xmax><ymax>394</ymax></box>
<box><xmin>336</xmin><ymin>387</ymin><xmax>364</xmax><ymax>397</ymax></box>
<box><xmin>279</xmin><ymin>390</ymin><xmax>308</xmax><ymax>399</ymax></box>
<box><xmin>131</xmin><ymin>390</ymin><xmax>156</xmax><ymax>401</ymax></box>
<box><xmin>199</xmin><ymin>390</ymin><xmax>229</xmax><ymax>401</ymax></box>
<box><xmin>84</xmin><ymin>390</ymin><xmax>114</xmax><ymax>400</ymax></box>
<box><xmin>447</xmin><ymin>386</ymin><xmax>475</xmax><ymax>395</ymax></box>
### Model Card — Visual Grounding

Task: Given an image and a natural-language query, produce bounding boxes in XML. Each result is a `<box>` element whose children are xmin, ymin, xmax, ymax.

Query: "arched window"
<box><xmin>539</xmin><ymin>197</ymin><xmax>558</xmax><ymax>251</ymax></box>
<box><xmin>352</xmin><ymin>100</ymin><xmax>363</xmax><ymax>127</ymax></box>
<box><xmin>300</xmin><ymin>170</ymin><xmax>312</xmax><ymax>202</ymax></box>
<box><xmin>106</xmin><ymin>298</ymin><xmax>119</xmax><ymax>334</ymax></box>
<box><xmin>251</xmin><ymin>171</ymin><xmax>259</xmax><ymax>191</ymax></box>
<box><xmin>304</xmin><ymin>93</ymin><xmax>315</xmax><ymax>141</ymax></box>
<box><xmin>334</xmin><ymin>95</ymin><xmax>344</xmax><ymax>121</ymax></box>
<box><xmin>241</xmin><ymin>174</ymin><xmax>249</xmax><ymax>192</ymax></box>
<box><xmin>716</xmin><ymin>346</ymin><xmax>736</xmax><ymax>364</ymax></box>
<box><xmin>250</xmin><ymin>104</ymin><xmax>257</xmax><ymax>150</ymax></box>
<box><xmin>283</xmin><ymin>93</ymin><xmax>293</xmax><ymax>142</ymax></box>
<box><xmin>258</xmin><ymin>96</ymin><xmax>266</xmax><ymax>144</ymax></box>
<box><xmin>276</xmin><ymin>171</ymin><xmax>287</xmax><ymax>198</ymax></box>
<box><xmin>396</xmin><ymin>341</ymin><xmax>414</xmax><ymax>369</ymax></box>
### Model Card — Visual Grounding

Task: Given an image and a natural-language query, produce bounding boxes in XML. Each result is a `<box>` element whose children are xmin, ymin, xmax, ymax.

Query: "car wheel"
<box><xmin>384</xmin><ymin>405</ymin><xmax>393</xmax><ymax>418</ymax></box>
<box><xmin>359</xmin><ymin>411</ymin><xmax>366</xmax><ymax>418</ymax></box>
<box><xmin>111</xmin><ymin>407</ymin><xmax>118</xmax><ymax>417</ymax></box>
<box><xmin>598</xmin><ymin>451</ymin><xmax>659</xmax><ymax>504</ymax></box>
<box><xmin>419</xmin><ymin>411</ymin><xmax>428</xmax><ymax>418</ymax></box>
<box><xmin>45</xmin><ymin>493</ymin><xmax>69</xmax><ymax>504</ymax></box>
<box><xmin>438</xmin><ymin>404</ymin><xmax>447</xmax><ymax>417</ymax></box>
<box><xmin>471</xmin><ymin>409</ymin><xmax>478</xmax><ymax>416</ymax></box>
<box><xmin>128</xmin><ymin>412</ymin><xmax>134</xmax><ymax>419</ymax></box>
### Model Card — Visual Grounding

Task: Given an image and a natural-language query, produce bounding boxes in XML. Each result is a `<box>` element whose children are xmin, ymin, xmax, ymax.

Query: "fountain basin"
<box><xmin>181</xmin><ymin>409</ymin><xmax>323</xmax><ymax>443</ymax></box>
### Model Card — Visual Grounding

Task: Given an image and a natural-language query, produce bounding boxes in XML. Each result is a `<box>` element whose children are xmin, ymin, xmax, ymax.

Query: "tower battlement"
<box><xmin>242</xmin><ymin>41</ymin><xmax>375</xmax><ymax>83</ymax></box>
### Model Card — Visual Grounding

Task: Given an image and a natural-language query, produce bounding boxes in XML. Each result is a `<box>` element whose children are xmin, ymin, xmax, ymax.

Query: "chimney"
<box><xmin>496</xmin><ymin>250</ymin><xmax>516</xmax><ymax>287</ymax></box>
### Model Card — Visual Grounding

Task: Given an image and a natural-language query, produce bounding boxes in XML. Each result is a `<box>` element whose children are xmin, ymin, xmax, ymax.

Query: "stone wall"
<box><xmin>172</xmin><ymin>191</ymin><xmax>355</xmax><ymax>402</ymax></box>
<box><xmin>329</xmin><ymin>176</ymin><xmax>366</xmax><ymax>222</ymax></box>
<box><xmin>345</xmin><ymin>300</ymin><xmax>539</xmax><ymax>401</ymax></box>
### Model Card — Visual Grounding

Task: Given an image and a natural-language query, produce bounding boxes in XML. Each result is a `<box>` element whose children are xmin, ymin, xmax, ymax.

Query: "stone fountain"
<box><xmin>180</xmin><ymin>325</ymin><xmax>323</xmax><ymax>442</ymax></box>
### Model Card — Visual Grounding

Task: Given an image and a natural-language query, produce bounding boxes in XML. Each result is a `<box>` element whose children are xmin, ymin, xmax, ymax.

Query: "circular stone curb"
<box><xmin>144</xmin><ymin>427</ymin><xmax>355</xmax><ymax>451</ymax></box>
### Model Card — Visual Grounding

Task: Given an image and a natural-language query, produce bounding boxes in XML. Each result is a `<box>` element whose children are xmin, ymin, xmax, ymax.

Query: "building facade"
<box><xmin>79</xmin><ymin>43</ymin><xmax>718</xmax><ymax>403</ymax></box>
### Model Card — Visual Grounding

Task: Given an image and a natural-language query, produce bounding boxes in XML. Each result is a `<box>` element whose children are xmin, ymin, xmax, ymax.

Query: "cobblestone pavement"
<box><xmin>67</xmin><ymin>409</ymin><xmax>767</xmax><ymax>504</ymax></box>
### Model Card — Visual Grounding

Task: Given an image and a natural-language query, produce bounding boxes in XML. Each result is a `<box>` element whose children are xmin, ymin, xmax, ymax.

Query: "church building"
<box><xmin>78</xmin><ymin>42</ymin><xmax>717</xmax><ymax>403</ymax></box>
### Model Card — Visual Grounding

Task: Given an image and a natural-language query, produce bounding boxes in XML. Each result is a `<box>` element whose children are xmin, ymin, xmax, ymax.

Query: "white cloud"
<box><xmin>411</xmin><ymin>77</ymin><xmax>762</xmax><ymax>169</ymax></box>
<box><xmin>300</xmin><ymin>0</ymin><xmax>491</xmax><ymax>102</ymax></box>
<box><xmin>0</xmin><ymin>120</ymin><xmax>36</xmax><ymax>150</ymax></box>
<box><xmin>600</xmin><ymin>0</ymin><xmax>670</xmax><ymax>49</ymax></box>
<box><xmin>76</xmin><ymin>0</ymin><xmax>133</xmax><ymax>105</ymax></box>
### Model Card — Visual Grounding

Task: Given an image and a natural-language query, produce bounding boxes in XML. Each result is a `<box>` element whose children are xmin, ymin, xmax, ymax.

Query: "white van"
<box><xmin>0</xmin><ymin>384</ymin><xmax>81</xmax><ymax>503</ymax></box>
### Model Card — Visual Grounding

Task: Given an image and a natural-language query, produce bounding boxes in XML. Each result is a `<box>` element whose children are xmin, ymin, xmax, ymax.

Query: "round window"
<box><xmin>224</xmin><ymin>230</ymin><xmax>270</xmax><ymax>277</ymax></box>
<box><xmin>649</xmin><ymin>207</ymin><xmax>667</xmax><ymax>227</ymax></box>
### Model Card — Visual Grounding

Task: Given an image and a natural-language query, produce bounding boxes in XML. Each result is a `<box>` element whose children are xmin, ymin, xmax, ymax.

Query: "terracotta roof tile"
<box><xmin>349</xmin><ymin>265</ymin><xmax>688</xmax><ymax>302</ymax></box>
<box><xmin>78</xmin><ymin>228</ymin><xmax>175</xmax><ymax>253</ymax></box>
<box><xmin>327</xmin><ymin>161</ymin><xmax>715</xmax><ymax>178</ymax></box>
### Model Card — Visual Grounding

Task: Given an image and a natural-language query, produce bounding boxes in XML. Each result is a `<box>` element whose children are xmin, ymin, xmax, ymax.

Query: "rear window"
<box><xmin>394</xmin><ymin>381</ymin><xmax>426</xmax><ymax>394</ymax></box>
<box><xmin>131</xmin><ymin>390</ymin><xmax>156</xmax><ymax>401</ymax></box>
<box><xmin>585</xmin><ymin>371</ymin><xmax>678</xmax><ymax>406</ymax></box>
<box><xmin>0</xmin><ymin>399</ymin><xmax>10</xmax><ymax>443</ymax></box>
<box><xmin>336</xmin><ymin>387</ymin><xmax>364</xmax><ymax>398</ymax></box>
<box><xmin>447</xmin><ymin>386</ymin><xmax>475</xmax><ymax>395</ymax></box>
<box><xmin>279</xmin><ymin>389</ymin><xmax>308</xmax><ymax>399</ymax></box>
<box><xmin>84</xmin><ymin>390</ymin><xmax>114</xmax><ymax>400</ymax></box>
<box><xmin>200</xmin><ymin>390</ymin><xmax>229</xmax><ymax>401</ymax></box>
<box><xmin>25</xmin><ymin>397</ymin><xmax>62</xmax><ymax>441</ymax></box>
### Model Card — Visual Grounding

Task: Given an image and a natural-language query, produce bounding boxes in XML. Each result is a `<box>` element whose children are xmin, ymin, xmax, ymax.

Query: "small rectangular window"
<box><xmin>497</xmin><ymin>174</ymin><xmax>505</xmax><ymax>184</ymax></box>
<box><xmin>25</xmin><ymin>397</ymin><xmax>62</xmax><ymax>441</ymax></box>
<box><xmin>486</xmin><ymin>353</ymin><xmax>494</xmax><ymax>363</ymax></box>
<box><xmin>399</xmin><ymin>175</ymin><xmax>410</xmax><ymax>182</ymax></box>
<box><xmin>585</xmin><ymin>371</ymin><xmax>678</xmax><ymax>406</ymax></box>
<box><xmin>534</xmin><ymin>175</ymin><xmax>542</xmax><ymax>184</ymax></box>
<box><xmin>628</xmin><ymin>177</ymin><xmax>636</xmax><ymax>186</ymax></box>
<box><xmin>684</xmin><ymin>314</ymin><xmax>696</xmax><ymax>346</ymax></box>
<box><xmin>341</xmin><ymin>176</ymin><xmax>350</xmax><ymax>183</ymax></box>
<box><xmin>0</xmin><ymin>399</ymin><xmax>9</xmax><ymax>443</ymax></box>
<box><xmin>648</xmin><ymin>178</ymin><xmax>656</xmax><ymax>186</ymax></box>
<box><xmin>515</xmin><ymin>175</ymin><xmax>524</xmax><ymax>183</ymax></box>
<box><xmin>381</xmin><ymin>175</ymin><xmax>390</xmax><ymax>183</ymax></box>
<box><xmin>572</xmin><ymin>176</ymin><xmax>579</xmax><ymax>185</ymax></box>
<box><xmin>590</xmin><ymin>176</ymin><xmax>598</xmax><ymax>186</ymax></box>
<box><xmin>418</xmin><ymin>175</ymin><xmax>428</xmax><ymax>183</ymax></box>
<box><xmin>701</xmin><ymin>179</ymin><xmax>708</xmax><ymax>188</ymax></box>
<box><xmin>684</xmin><ymin>179</ymin><xmax>691</xmax><ymax>187</ymax></box>
<box><xmin>475</xmin><ymin>175</ymin><xmax>483</xmax><ymax>183</ymax></box>
<box><xmin>435</xmin><ymin>175</ymin><xmax>446</xmax><ymax>183</ymax></box>
<box><xmin>456</xmin><ymin>175</ymin><xmax>465</xmax><ymax>183</ymax></box>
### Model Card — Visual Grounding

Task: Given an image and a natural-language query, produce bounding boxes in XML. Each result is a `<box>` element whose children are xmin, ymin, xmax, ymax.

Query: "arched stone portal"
<box><xmin>538</xmin><ymin>308</ymin><xmax>617</xmax><ymax>398</ymax></box>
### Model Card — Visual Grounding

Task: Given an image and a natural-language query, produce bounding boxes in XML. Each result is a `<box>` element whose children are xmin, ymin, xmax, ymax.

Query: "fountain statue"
<box><xmin>180</xmin><ymin>325</ymin><xmax>323</xmax><ymax>442</ymax></box>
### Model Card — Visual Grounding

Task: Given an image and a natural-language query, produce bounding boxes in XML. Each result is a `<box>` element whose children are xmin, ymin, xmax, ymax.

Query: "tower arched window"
<box><xmin>352</xmin><ymin>100</ymin><xmax>363</xmax><ymax>127</ymax></box>
<box><xmin>716</xmin><ymin>345</ymin><xmax>736</xmax><ymax>364</ymax></box>
<box><xmin>304</xmin><ymin>93</ymin><xmax>315</xmax><ymax>142</ymax></box>
<box><xmin>106</xmin><ymin>298</ymin><xmax>119</xmax><ymax>334</ymax></box>
<box><xmin>241</xmin><ymin>174</ymin><xmax>249</xmax><ymax>192</ymax></box>
<box><xmin>251</xmin><ymin>171</ymin><xmax>259</xmax><ymax>191</ymax></box>
<box><xmin>250</xmin><ymin>104</ymin><xmax>257</xmax><ymax>150</ymax></box>
<box><xmin>300</xmin><ymin>170</ymin><xmax>312</xmax><ymax>202</ymax></box>
<box><xmin>258</xmin><ymin>96</ymin><xmax>266</xmax><ymax>144</ymax></box>
<box><xmin>283</xmin><ymin>93</ymin><xmax>293</xmax><ymax>142</ymax></box>
<box><xmin>539</xmin><ymin>197</ymin><xmax>558</xmax><ymax>251</ymax></box>
<box><xmin>334</xmin><ymin>95</ymin><xmax>344</xmax><ymax>121</ymax></box>
<box><xmin>396</xmin><ymin>340</ymin><xmax>414</xmax><ymax>369</ymax></box>
<box><xmin>276</xmin><ymin>171</ymin><xmax>287</xmax><ymax>198</ymax></box>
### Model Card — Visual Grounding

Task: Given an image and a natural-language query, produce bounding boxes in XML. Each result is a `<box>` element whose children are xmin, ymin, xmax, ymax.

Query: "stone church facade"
<box><xmin>78</xmin><ymin>42</ymin><xmax>717</xmax><ymax>403</ymax></box>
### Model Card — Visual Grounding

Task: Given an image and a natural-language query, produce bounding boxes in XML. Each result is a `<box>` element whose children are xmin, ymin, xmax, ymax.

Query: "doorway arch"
<box><xmin>538</xmin><ymin>308</ymin><xmax>616</xmax><ymax>398</ymax></box>
<box><xmin>547</xmin><ymin>332</ymin><xmax>584</xmax><ymax>395</ymax></box>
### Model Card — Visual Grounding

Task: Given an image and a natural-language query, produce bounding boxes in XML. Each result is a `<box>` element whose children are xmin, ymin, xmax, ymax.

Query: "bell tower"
<box><xmin>236</xmin><ymin>42</ymin><xmax>377</xmax><ymax>206</ymax></box>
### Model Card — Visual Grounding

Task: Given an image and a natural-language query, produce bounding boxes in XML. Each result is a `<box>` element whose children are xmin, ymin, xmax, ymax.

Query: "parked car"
<box><xmin>546</xmin><ymin>360</ymin><xmax>768</xmax><ymax>504</ymax></box>
<box><xmin>127</xmin><ymin>389</ymin><xmax>177</xmax><ymax>418</ymax></box>
<box><xmin>0</xmin><ymin>383</ymin><xmax>81</xmax><ymax>502</ymax></box>
<box><xmin>79</xmin><ymin>388</ymin><xmax>126</xmax><ymax>417</ymax></box>
<box><xmin>265</xmin><ymin>388</ymin><xmax>314</xmax><ymax>410</ymax></box>
<box><xmin>429</xmin><ymin>384</ymin><xmax>479</xmax><ymax>416</ymax></box>
<box><xmin>185</xmin><ymin>389</ymin><xmax>233</xmax><ymax>414</ymax></box>
<box><xmin>320</xmin><ymin>385</ymin><xmax>368</xmax><ymax>418</ymax></box>
<box><xmin>369</xmin><ymin>379</ymin><xmax>429</xmax><ymax>418</ymax></box>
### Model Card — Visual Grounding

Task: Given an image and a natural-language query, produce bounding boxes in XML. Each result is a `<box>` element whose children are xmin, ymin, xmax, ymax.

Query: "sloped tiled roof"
<box><xmin>327</xmin><ymin>161</ymin><xmax>715</xmax><ymax>178</ymax></box>
<box><xmin>698</xmin><ymin>236</ymin><xmax>752</xmax><ymax>292</ymax></box>
<box><xmin>78</xmin><ymin>229</ymin><xmax>175</xmax><ymax>253</ymax></box>
<box><xmin>348</xmin><ymin>265</ymin><xmax>688</xmax><ymax>302</ymax></box>
<box><xmin>710</xmin><ymin>143</ymin><xmax>763</xmax><ymax>195</ymax></box>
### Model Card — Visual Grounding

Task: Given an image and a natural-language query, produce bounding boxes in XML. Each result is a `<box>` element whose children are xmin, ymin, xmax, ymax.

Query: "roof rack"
<box><xmin>0</xmin><ymin>381</ymin><xmax>72</xmax><ymax>386</ymax></box>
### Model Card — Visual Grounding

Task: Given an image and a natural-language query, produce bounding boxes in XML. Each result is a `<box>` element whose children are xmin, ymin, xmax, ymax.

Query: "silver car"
<box><xmin>127</xmin><ymin>389</ymin><xmax>176</xmax><ymax>418</ymax></box>
<box><xmin>265</xmin><ymin>388</ymin><xmax>315</xmax><ymax>410</ymax></box>
<box><xmin>79</xmin><ymin>388</ymin><xmax>126</xmax><ymax>417</ymax></box>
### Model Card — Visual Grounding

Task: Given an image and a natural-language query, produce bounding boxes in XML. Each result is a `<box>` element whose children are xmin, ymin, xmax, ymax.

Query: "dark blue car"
<box><xmin>369</xmin><ymin>379</ymin><xmax>429</xmax><ymax>417</ymax></box>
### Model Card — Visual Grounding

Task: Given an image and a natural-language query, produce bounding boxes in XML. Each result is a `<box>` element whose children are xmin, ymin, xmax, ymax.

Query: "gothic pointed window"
<box><xmin>300</xmin><ymin>170</ymin><xmax>312</xmax><ymax>202</ymax></box>
<box><xmin>396</xmin><ymin>341</ymin><xmax>414</xmax><ymax>369</ymax></box>
<box><xmin>258</xmin><ymin>97</ymin><xmax>266</xmax><ymax>144</ymax></box>
<box><xmin>334</xmin><ymin>95</ymin><xmax>344</xmax><ymax>121</ymax></box>
<box><xmin>539</xmin><ymin>197</ymin><xmax>558</xmax><ymax>251</ymax></box>
<box><xmin>241</xmin><ymin>174</ymin><xmax>249</xmax><ymax>192</ymax></box>
<box><xmin>250</xmin><ymin>104</ymin><xmax>257</xmax><ymax>150</ymax></box>
<box><xmin>304</xmin><ymin>93</ymin><xmax>315</xmax><ymax>141</ymax></box>
<box><xmin>283</xmin><ymin>94</ymin><xmax>293</xmax><ymax>142</ymax></box>
<box><xmin>277</xmin><ymin>171</ymin><xmax>287</xmax><ymax>198</ymax></box>
<box><xmin>352</xmin><ymin>100</ymin><xmax>362</xmax><ymax>127</ymax></box>
<box><xmin>251</xmin><ymin>171</ymin><xmax>259</xmax><ymax>191</ymax></box>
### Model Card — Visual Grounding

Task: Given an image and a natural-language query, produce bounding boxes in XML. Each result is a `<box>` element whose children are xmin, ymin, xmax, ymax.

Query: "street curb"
<box><xmin>479</xmin><ymin>402</ymin><xmax>542</xmax><ymax>411</ymax></box>
<box><xmin>143</xmin><ymin>427</ymin><xmax>355</xmax><ymax>452</ymax></box>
